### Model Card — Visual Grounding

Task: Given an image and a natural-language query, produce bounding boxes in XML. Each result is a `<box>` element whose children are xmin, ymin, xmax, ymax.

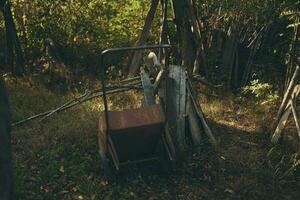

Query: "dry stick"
<box><xmin>119</xmin><ymin>76</ymin><xmax>141</xmax><ymax>83</ymax></box>
<box><xmin>40</xmin><ymin>83</ymin><xmax>143</xmax><ymax>120</ymax></box>
<box><xmin>12</xmin><ymin>73</ymin><xmax>216</xmax><ymax>127</ymax></box>
<box><xmin>11</xmin><ymin>88</ymin><xmax>125</xmax><ymax>127</ymax></box>
<box><xmin>39</xmin><ymin>90</ymin><xmax>91</xmax><ymax>122</ymax></box>
<box><xmin>192</xmin><ymin>75</ymin><xmax>223</xmax><ymax>88</ymax></box>
<box><xmin>279</xmin><ymin>152</ymin><xmax>300</xmax><ymax>179</ymax></box>
<box><xmin>11</xmin><ymin>82</ymin><xmax>142</xmax><ymax>127</ymax></box>
<box><xmin>198</xmin><ymin>90</ymin><xmax>219</xmax><ymax>98</ymax></box>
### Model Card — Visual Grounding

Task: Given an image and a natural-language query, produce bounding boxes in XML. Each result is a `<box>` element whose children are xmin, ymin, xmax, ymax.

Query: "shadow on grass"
<box><xmin>11</xmin><ymin>109</ymin><xmax>300</xmax><ymax>200</ymax></box>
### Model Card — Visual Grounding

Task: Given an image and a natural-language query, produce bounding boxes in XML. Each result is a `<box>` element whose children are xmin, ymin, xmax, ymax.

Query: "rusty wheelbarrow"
<box><xmin>98</xmin><ymin>45</ymin><xmax>173</xmax><ymax>181</ymax></box>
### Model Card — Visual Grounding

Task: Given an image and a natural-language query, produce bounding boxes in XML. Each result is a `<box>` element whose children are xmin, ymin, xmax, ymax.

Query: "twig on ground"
<box><xmin>12</xmin><ymin>81</ymin><xmax>142</xmax><ymax>127</ymax></box>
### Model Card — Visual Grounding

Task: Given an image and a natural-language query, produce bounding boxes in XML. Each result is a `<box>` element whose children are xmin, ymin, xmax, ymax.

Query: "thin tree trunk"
<box><xmin>0</xmin><ymin>77</ymin><xmax>12</xmax><ymax>200</ymax></box>
<box><xmin>11</xmin><ymin>10</ymin><xmax>25</xmax><ymax>75</ymax></box>
<box><xmin>2</xmin><ymin>1</ymin><xmax>24</xmax><ymax>74</ymax></box>
<box><xmin>2</xmin><ymin>2</ymin><xmax>13</xmax><ymax>72</ymax></box>
<box><xmin>158</xmin><ymin>0</ymin><xmax>170</xmax><ymax>63</ymax></box>
<box><xmin>172</xmin><ymin>0</ymin><xmax>196</xmax><ymax>73</ymax></box>
<box><xmin>185</xmin><ymin>0</ymin><xmax>207</xmax><ymax>75</ymax></box>
<box><xmin>129</xmin><ymin>0</ymin><xmax>159</xmax><ymax>75</ymax></box>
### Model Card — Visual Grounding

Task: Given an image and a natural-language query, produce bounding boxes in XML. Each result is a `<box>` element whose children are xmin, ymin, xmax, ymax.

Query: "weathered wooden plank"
<box><xmin>140</xmin><ymin>68</ymin><xmax>155</xmax><ymax>106</ymax></box>
<box><xmin>129</xmin><ymin>0</ymin><xmax>160</xmax><ymax>75</ymax></box>
<box><xmin>177</xmin><ymin>65</ymin><xmax>187</xmax><ymax>151</ymax></box>
<box><xmin>166</xmin><ymin>65</ymin><xmax>187</xmax><ymax>152</ymax></box>
<box><xmin>271</xmin><ymin>104</ymin><xmax>292</xmax><ymax>144</ymax></box>
<box><xmin>272</xmin><ymin>66</ymin><xmax>300</xmax><ymax>134</ymax></box>
<box><xmin>187</xmin><ymin>78</ymin><xmax>219</xmax><ymax>152</ymax></box>
<box><xmin>290</xmin><ymin>100</ymin><xmax>300</xmax><ymax>140</ymax></box>
<box><xmin>187</xmin><ymin>96</ymin><xmax>202</xmax><ymax>145</ymax></box>
<box><xmin>271</xmin><ymin>84</ymin><xmax>300</xmax><ymax>143</ymax></box>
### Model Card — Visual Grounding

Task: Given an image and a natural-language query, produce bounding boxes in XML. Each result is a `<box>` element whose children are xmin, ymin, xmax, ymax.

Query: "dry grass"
<box><xmin>7</xmin><ymin>76</ymin><xmax>300</xmax><ymax>200</ymax></box>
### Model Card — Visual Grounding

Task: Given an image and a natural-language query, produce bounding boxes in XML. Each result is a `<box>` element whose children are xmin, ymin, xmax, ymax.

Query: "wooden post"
<box><xmin>128</xmin><ymin>0</ymin><xmax>159</xmax><ymax>75</ymax></box>
<box><xmin>274</xmin><ymin>66</ymin><xmax>300</xmax><ymax>129</ymax></box>
<box><xmin>271</xmin><ymin>84</ymin><xmax>300</xmax><ymax>144</ymax></box>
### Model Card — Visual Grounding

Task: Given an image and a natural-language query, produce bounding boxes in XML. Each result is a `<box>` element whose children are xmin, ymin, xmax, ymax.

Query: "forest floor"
<box><xmin>7</xmin><ymin>75</ymin><xmax>300</xmax><ymax>200</ymax></box>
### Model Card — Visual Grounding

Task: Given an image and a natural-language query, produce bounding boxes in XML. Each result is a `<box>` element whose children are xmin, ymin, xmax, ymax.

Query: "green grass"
<box><xmin>8</xmin><ymin>76</ymin><xmax>300</xmax><ymax>200</ymax></box>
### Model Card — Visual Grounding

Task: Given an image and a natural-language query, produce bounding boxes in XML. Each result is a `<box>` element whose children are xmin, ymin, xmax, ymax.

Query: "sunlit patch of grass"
<box><xmin>108</xmin><ymin>90</ymin><xmax>143</xmax><ymax>110</ymax></box>
<box><xmin>201</xmin><ymin>89</ymin><xmax>278</xmax><ymax>133</ymax></box>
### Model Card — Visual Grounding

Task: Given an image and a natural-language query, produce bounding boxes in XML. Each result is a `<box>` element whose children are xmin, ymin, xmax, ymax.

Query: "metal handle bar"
<box><xmin>100</xmin><ymin>44</ymin><xmax>172</xmax><ymax>132</ymax></box>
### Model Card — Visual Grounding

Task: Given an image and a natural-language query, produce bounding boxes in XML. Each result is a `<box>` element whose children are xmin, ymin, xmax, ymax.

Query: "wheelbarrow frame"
<box><xmin>99</xmin><ymin>45</ymin><xmax>172</xmax><ymax>177</ymax></box>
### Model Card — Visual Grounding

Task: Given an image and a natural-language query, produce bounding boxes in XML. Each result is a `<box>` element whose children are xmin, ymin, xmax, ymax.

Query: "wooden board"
<box><xmin>187</xmin><ymin>96</ymin><xmax>202</xmax><ymax>144</ymax></box>
<box><xmin>271</xmin><ymin>84</ymin><xmax>300</xmax><ymax>143</ymax></box>
<box><xmin>187</xmin><ymin>78</ymin><xmax>219</xmax><ymax>152</ymax></box>
<box><xmin>141</xmin><ymin>69</ymin><xmax>155</xmax><ymax>106</ymax></box>
<box><xmin>166</xmin><ymin>65</ymin><xmax>187</xmax><ymax>152</ymax></box>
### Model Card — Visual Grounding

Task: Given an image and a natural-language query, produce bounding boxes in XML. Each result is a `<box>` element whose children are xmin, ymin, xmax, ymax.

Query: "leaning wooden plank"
<box><xmin>153</xmin><ymin>69</ymin><xmax>165</xmax><ymax>92</ymax></box>
<box><xmin>163</xmin><ymin>126</ymin><xmax>177</xmax><ymax>161</ymax></box>
<box><xmin>291</xmin><ymin>100</ymin><xmax>300</xmax><ymax>140</ymax></box>
<box><xmin>271</xmin><ymin>66</ymin><xmax>300</xmax><ymax>134</ymax></box>
<box><xmin>187</xmin><ymin>78</ymin><xmax>219</xmax><ymax>152</ymax></box>
<box><xmin>271</xmin><ymin>104</ymin><xmax>292</xmax><ymax>144</ymax></box>
<box><xmin>177</xmin><ymin>66</ymin><xmax>187</xmax><ymax>151</ymax></box>
<box><xmin>141</xmin><ymin>68</ymin><xmax>155</xmax><ymax>105</ymax></box>
<box><xmin>108</xmin><ymin>136</ymin><xmax>120</xmax><ymax>171</ymax></box>
<box><xmin>187</xmin><ymin>96</ymin><xmax>202</xmax><ymax>145</ymax></box>
<box><xmin>129</xmin><ymin>0</ymin><xmax>159</xmax><ymax>75</ymax></box>
<box><xmin>271</xmin><ymin>85</ymin><xmax>300</xmax><ymax>143</ymax></box>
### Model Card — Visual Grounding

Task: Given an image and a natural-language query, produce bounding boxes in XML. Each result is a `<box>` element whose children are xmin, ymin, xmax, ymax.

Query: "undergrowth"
<box><xmin>8</xmin><ymin>76</ymin><xmax>300</xmax><ymax>200</ymax></box>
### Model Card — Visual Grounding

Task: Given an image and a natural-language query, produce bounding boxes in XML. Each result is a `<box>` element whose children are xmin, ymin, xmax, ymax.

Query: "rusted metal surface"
<box><xmin>98</xmin><ymin>104</ymin><xmax>165</xmax><ymax>162</ymax></box>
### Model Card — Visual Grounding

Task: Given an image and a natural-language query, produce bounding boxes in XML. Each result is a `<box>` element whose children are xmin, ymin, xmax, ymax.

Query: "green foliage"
<box><xmin>7</xmin><ymin>0</ymin><xmax>156</xmax><ymax>73</ymax></box>
<box><xmin>242</xmin><ymin>79</ymin><xmax>279</xmax><ymax>105</ymax></box>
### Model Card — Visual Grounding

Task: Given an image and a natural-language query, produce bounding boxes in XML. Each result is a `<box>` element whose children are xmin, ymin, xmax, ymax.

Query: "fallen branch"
<box><xmin>39</xmin><ymin>90</ymin><xmax>91</xmax><ymax>122</ymax></box>
<box><xmin>192</xmin><ymin>75</ymin><xmax>223</xmax><ymax>88</ymax></box>
<box><xmin>12</xmin><ymin>82</ymin><xmax>142</xmax><ymax>127</ymax></box>
<box><xmin>12</xmin><ymin>74</ymin><xmax>218</xmax><ymax>127</ymax></box>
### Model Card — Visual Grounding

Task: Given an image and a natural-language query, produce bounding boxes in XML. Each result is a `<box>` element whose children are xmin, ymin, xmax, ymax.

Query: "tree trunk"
<box><xmin>1</xmin><ymin>1</ymin><xmax>13</xmax><ymax>72</ymax></box>
<box><xmin>1</xmin><ymin>0</ymin><xmax>24</xmax><ymax>74</ymax></box>
<box><xmin>186</xmin><ymin>0</ymin><xmax>207</xmax><ymax>75</ymax></box>
<box><xmin>128</xmin><ymin>0</ymin><xmax>159</xmax><ymax>75</ymax></box>
<box><xmin>0</xmin><ymin>77</ymin><xmax>12</xmax><ymax>200</ymax></box>
<box><xmin>158</xmin><ymin>0</ymin><xmax>170</xmax><ymax>63</ymax></box>
<box><xmin>172</xmin><ymin>0</ymin><xmax>196</xmax><ymax>73</ymax></box>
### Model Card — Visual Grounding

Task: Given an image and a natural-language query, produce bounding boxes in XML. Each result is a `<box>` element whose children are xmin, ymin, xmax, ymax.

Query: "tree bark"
<box><xmin>158</xmin><ymin>0</ymin><xmax>170</xmax><ymax>63</ymax></box>
<box><xmin>172</xmin><ymin>0</ymin><xmax>196</xmax><ymax>73</ymax></box>
<box><xmin>186</xmin><ymin>0</ymin><xmax>207</xmax><ymax>75</ymax></box>
<box><xmin>1</xmin><ymin>1</ymin><xmax>13</xmax><ymax>72</ymax></box>
<box><xmin>0</xmin><ymin>77</ymin><xmax>12</xmax><ymax>200</ymax></box>
<box><xmin>1</xmin><ymin>0</ymin><xmax>24</xmax><ymax>74</ymax></box>
<box><xmin>128</xmin><ymin>0</ymin><xmax>159</xmax><ymax>75</ymax></box>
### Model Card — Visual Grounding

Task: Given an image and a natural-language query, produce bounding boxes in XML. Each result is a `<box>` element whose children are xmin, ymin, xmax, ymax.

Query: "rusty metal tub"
<box><xmin>98</xmin><ymin>104</ymin><xmax>165</xmax><ymax>163</ymax></box>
